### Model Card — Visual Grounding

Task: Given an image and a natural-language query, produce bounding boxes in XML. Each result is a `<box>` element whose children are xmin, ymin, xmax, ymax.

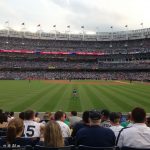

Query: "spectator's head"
<box><xmin>19</xmin><ymin>112</ymin><xmax>25</xmax><ymax>120</ymax></box>
<box><xmin>101</xmin><ymin>109</ymin><xmax>110</xmax><ymax>121</ymax></box>
<box><xmin>0</xmin><ymin>113</ymin><xmax>7</xmax><ymax>123</ymax></box>
<box><xmin>9</xmin><ymin>111</ymin><xmax>14</xmax><ymax>117</ymax></box>
<box><xmin>89</xmin><ymin>110</ymin><xmax>101</xmax><ymax>124</ymax></box>
<box><xmin>82</xmin><ymin>110</ymin><xmax>90</xmax><ymax>124</ymax></box>
<box><xmin>146</xmin><ymin>117</ymin><xmax>150</xmax><ymax>127</ymax></box>
<box><xmin>54</xmin><ymin>111</ymin><xmax>65</xmax><ymax>122</ymax></box>
<box><xmin>43</xmin><ymin>112</ymin><xmax>52</xmax><ymax>120</ymax></box>
<box><xmin>131</xmin><ymin>107</ymin><xmax>146</xmax><ymax>123</ymax></box>
<box><xmin>44</xmin><ymin>121</ymin><xmax>64</xmax><ymax>147</ymax></box>
<box><xmin>7</xmin><ymin>118</ymin><xmax>24</xmax><ymax>144</ymax></box>
<box><xmin>24</xmin><ymin>109</ymin><xmax>35</xmax><ymax>120</ymax></box>
<box><xmin>35</xmin><ymin>112</ymin><xmax>39</xmax><ymax>117</ymax></box>
<box><xmin>0</xmin><ymin>109</ymin><xmax>3</xmax><ymax>114</ymax></box>
<box><xmin>70</xmin><ymin>111</ymin><xmax>77</xmax><ymax>116</ymax></box>
<box><xmin>109</xmin><ymin>112</ymin><xmax>121</xmax><ymax>124</ymax></box>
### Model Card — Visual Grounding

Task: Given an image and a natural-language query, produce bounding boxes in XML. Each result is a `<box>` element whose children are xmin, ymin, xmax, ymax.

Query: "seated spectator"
<box><xmin>146</xmin><ymin>116</ymin><xmax>150</xmax><ymax>127</ymax></box>
<box><xmin>19</xmin><ymin>112</ymin><xmax>25</xmax><ymax>120</ymax></box>
<box><xmin>76</xmin><ymin>110</ymin><xmax>115</xmax><ymax>147</ymax></box>
<box><xmin>121</xmin><ymin>112</ymin><xmax>133</xmax><ymax>127</ymax></box>
<box><xmin>64</xmin><ymin>113</ymin><xmax>70</xmax><ymax>127</ymax></box>
<box><xmin>71</xmin><ymin>110</ymin><xmax>90</xmax><ymax>137</ymax></box>
<box><xmin>8</xmin><ymin>111</ymin><xmax>15</xmax><ymax>122</ymax></box>
<box><xmin>69</xmin><ymin>111</ymin><xmax>82</xmax><ymax>128</ymax></box>
<box><xmin>38</xmin><ymin>121</ymin><xmax>64</xmax><ymax>147</ymax></box>
<box><xmin>0</xmin><ymin>113</ymin><xmax>8</xmax><ymax>129</ymax></box>
<box><xmin>0</xmin><ymin>118</ymin><xmax>33</xmax><ymax>147</ymax></box>
<box><xmin>117</xmin><ymin>107</ymin><xmax>150</xmax><ymax>149</ymax></box>
<box><xmin>24</xmin><ymin>109</ymin><xmax>42</xmax><ymax>138</ymax></box>
<box><xmin>100</xmin><ymin>109</ymin><xmax>112</xmax><ymax>128</ymax></box>
<box><xmin>40</xmin><ymin>112</ymin><xmax>52</xmax><ymax>124</ymax></box>
<box><xmin>109</xmin><ymin>112</ymin><xmax>123</xmax><ymax>137</ymax></box>
<box><xmin>34</xmin><ymin>112</ymin><xmax>40</xmax><ymax>123</ymax></box>
<box><xmin>54</xmin><ymin>111</ymin><xmax>71</xmax><ymax>138</ymax></box>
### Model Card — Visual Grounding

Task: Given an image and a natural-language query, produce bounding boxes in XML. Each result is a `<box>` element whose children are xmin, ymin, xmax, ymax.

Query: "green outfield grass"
<box><xmin>0</xmin><ymin>80</ymin><xmax>150</xmax><ymax>112</ymax></box>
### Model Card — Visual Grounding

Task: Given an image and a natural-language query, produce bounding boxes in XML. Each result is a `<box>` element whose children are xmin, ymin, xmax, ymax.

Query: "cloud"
<box><xmin>0</xmin><ymin>0</ymin><xmax>150</xmax><ymax>32</ymax></box>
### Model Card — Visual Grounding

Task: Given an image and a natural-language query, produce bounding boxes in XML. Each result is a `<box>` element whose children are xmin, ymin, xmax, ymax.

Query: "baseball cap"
<box><xmin>101</xmin><ymin>109</ymin><xmax>110</xmax><ymax>117</ymax></box>
<box><xmin>89</xmin><ymin>110</ymin><xmax>101</xmax><ymax>120</ymax></box>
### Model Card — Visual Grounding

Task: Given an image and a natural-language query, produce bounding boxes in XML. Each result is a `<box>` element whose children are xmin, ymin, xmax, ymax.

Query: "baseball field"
<box><xmin>0</xmin><ymin>80</ymin><xmax>150</xmax><ymax>113</ymax></box>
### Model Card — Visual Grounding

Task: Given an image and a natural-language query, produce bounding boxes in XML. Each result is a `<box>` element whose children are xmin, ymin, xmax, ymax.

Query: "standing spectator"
<box><xmin>54</xmin><ymin>111</ymin><xmax>71</xmax><ymax>138</ymax></box>
<box><xmin>117</xmin><ymin>107</ymin><xmax>150</xmax><ymax>149</ymax></box>
<box><xmin>76</xmin><ymin>110</ymin><xmax>115</xmax><ymax>147</ymax></box>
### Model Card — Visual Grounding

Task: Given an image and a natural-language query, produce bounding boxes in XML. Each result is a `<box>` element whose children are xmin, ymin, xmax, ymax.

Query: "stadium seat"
<box><xmin>121</xmin><ymin>147</ymin><xmax>150</xmax><ymax>150</ymax></box>
<box><xmin>78</xmin><ymin>145</ymin><xmax>119</xmax><ymax>150</ymax></box>
<box><xmin>34</xmin><ymin>145</ymin><xmax>74</xmax><ymax>150</ymax></box>
<box><xmin>0</xmin><ymin>145</ymin><xmax>33</xmax><ymax>150</ymax></box>
<box><xmin>0</xmin><ymin>130</ymin><xmax>7</xmax><ymax>136</ymax></box>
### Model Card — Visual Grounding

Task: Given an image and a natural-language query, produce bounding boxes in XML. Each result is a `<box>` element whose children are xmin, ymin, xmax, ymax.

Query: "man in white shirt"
<box><xmin>24</xmin><ymin>110</ymin><xmax>41</xmax><ymax>138</ymax></box>
<box><xmin>54</xmin><ymin>111</ymin><xmax>71</xmax><ymax>138</ymax></box>
<box><xmin>117</xmin><ymin>107</ymin><xmax>150</xmax><ymax>149</ymax></box>
<box><xmin>69</xmin><ymin>111</ymin><xmax>82</xmax><ymax>128</ymax></box>
<box><xmin>109</xmin><ymin>112</ymin><xmax>123</xmax><ymax>138</ymax></box>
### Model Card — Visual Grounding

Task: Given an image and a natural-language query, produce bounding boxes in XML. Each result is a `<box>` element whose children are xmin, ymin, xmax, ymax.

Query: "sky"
<box><xmin>0</xmin><ymin>0</ymin><xmax>150</xmax><ymax>34</ymax></box>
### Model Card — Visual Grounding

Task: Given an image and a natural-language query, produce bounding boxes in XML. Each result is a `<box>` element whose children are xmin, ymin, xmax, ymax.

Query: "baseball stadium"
<box><xmin>0</xmin><ymin>27</ymin><xmax>150</xmax><ymax>112</ymax></box>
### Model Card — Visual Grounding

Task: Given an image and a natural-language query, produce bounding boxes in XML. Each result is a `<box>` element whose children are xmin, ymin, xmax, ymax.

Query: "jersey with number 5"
<box><xmin>24</xmin><ymin>120</ymin><xmax>41</xmax><ymax>138</ymax></box>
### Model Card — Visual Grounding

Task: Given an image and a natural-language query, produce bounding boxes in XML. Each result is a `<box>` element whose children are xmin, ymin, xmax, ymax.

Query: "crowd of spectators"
<box><xmin>0</xmin><ymin>107</ymin><xmax>150</xmax><ymax>149</ymax></box>
<box><xmin>1</xmin><ymin>36</ymin><xmax>150</xmax><ymax>54</ymax></box>
<box><xmin>0</xmin><ymin>71</ymin><xmax>149</xmax><ymax>80</ymax></box>
<box><xmin>0</xmin><ymin>60</ymin><xmax>150</xmax><ymax>70</ymax></box>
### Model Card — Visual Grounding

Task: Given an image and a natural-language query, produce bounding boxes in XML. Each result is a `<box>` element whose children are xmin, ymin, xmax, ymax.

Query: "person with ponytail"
<box><xmin>38</xmin><ymin>121</ymin><xmax>65</xmax><ymax>147</ymax></box>
<box><xmin>0</xmin><ymin>118</ymin><xmax>33</xmax><ymax>148</ymax></box>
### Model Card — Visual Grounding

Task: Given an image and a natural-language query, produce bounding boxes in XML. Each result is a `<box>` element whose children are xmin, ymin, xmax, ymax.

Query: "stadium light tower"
<box><xmin>21</xmin><ymin>23</ymin><xmax>26</xmax><ymax>45</ymax></box>
<box><xmin>37</xmin><ymin>24</ymin><xmax>42</xmax><ymax>38</ymax></box>
<box><xmin>125</xmin><ymin>25</ymin><xmax>128</xmax><ymax>53</ymax></box>
<box><xmin>4</xmin><ymin>21</ymin><xmax>10</xmax><ymax>37</ymax></box>
<box><xmin>21</xmin><ymin>23</ymin><xmax>26</xmax><ymax>37</ymax></box>
<box><xmin>81</xmin><ymin>26</ymin><xmax>85</xmax><ymax>41</ymax></box>
<box><xmin>96</xmin><ymin>27</ymin><xmax>99</xmax><ymax>41</ymax></box>
<box><xmin>109</xmin><ymin>26</ymin><xmax>113</xmax><ymax>48</ymax></box>
<box><xmin>140</xmin><ymin>23</ymin><xmax>144</xmax><ymax>47</ymax></box>
<box><xmin>67</xmin><ymin>25</ymin><xmax>70</xmax><ymax>40</ymax></box>
<box><xmin>125</xmin><ymin>25</ymin><xmax>128</xmax><ymax>40</ymax></box>
<box><xmin>140</xmin><ymin>23</ymin><xmax>144</xmax><ymax>38</ymax></box>
<box><xmin>53</xmin><ymin>25</ymin><xmax>57</xmax><ymax>40</ymax></box>
<box><xmin>4</xmin><ymin>21</ymin><xmax>10</xmax><ymax>48</ymax></box>
<box><xmin>110</xmin><ymin>26</ymin><xmax>113</xmax><ymax>40</ymax></box>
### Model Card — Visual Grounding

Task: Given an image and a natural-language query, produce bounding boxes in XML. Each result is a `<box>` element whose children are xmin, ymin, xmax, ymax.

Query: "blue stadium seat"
<box><xmin>0</xmin><ymin>129</ymin><xmax>7</xmax><ymax>137</ymax></box>
<box><xmin>121</xmin><ymin>147</ymin><xmax>150</xmax><ymax>150</ymax></box>
<box><xmin>0</xmin><ymin>145</ymin><xmax>33</xmax><ymax>150</ymax></box>
<box><xmin>34</xmin><ymin>145</ymin><xmax>74</xmax><ymax>150</ymax></box>
<box><xmin>78</xmin><ymin>145</ymin><xmax>118</xmax><ymax>150</ymax></box>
